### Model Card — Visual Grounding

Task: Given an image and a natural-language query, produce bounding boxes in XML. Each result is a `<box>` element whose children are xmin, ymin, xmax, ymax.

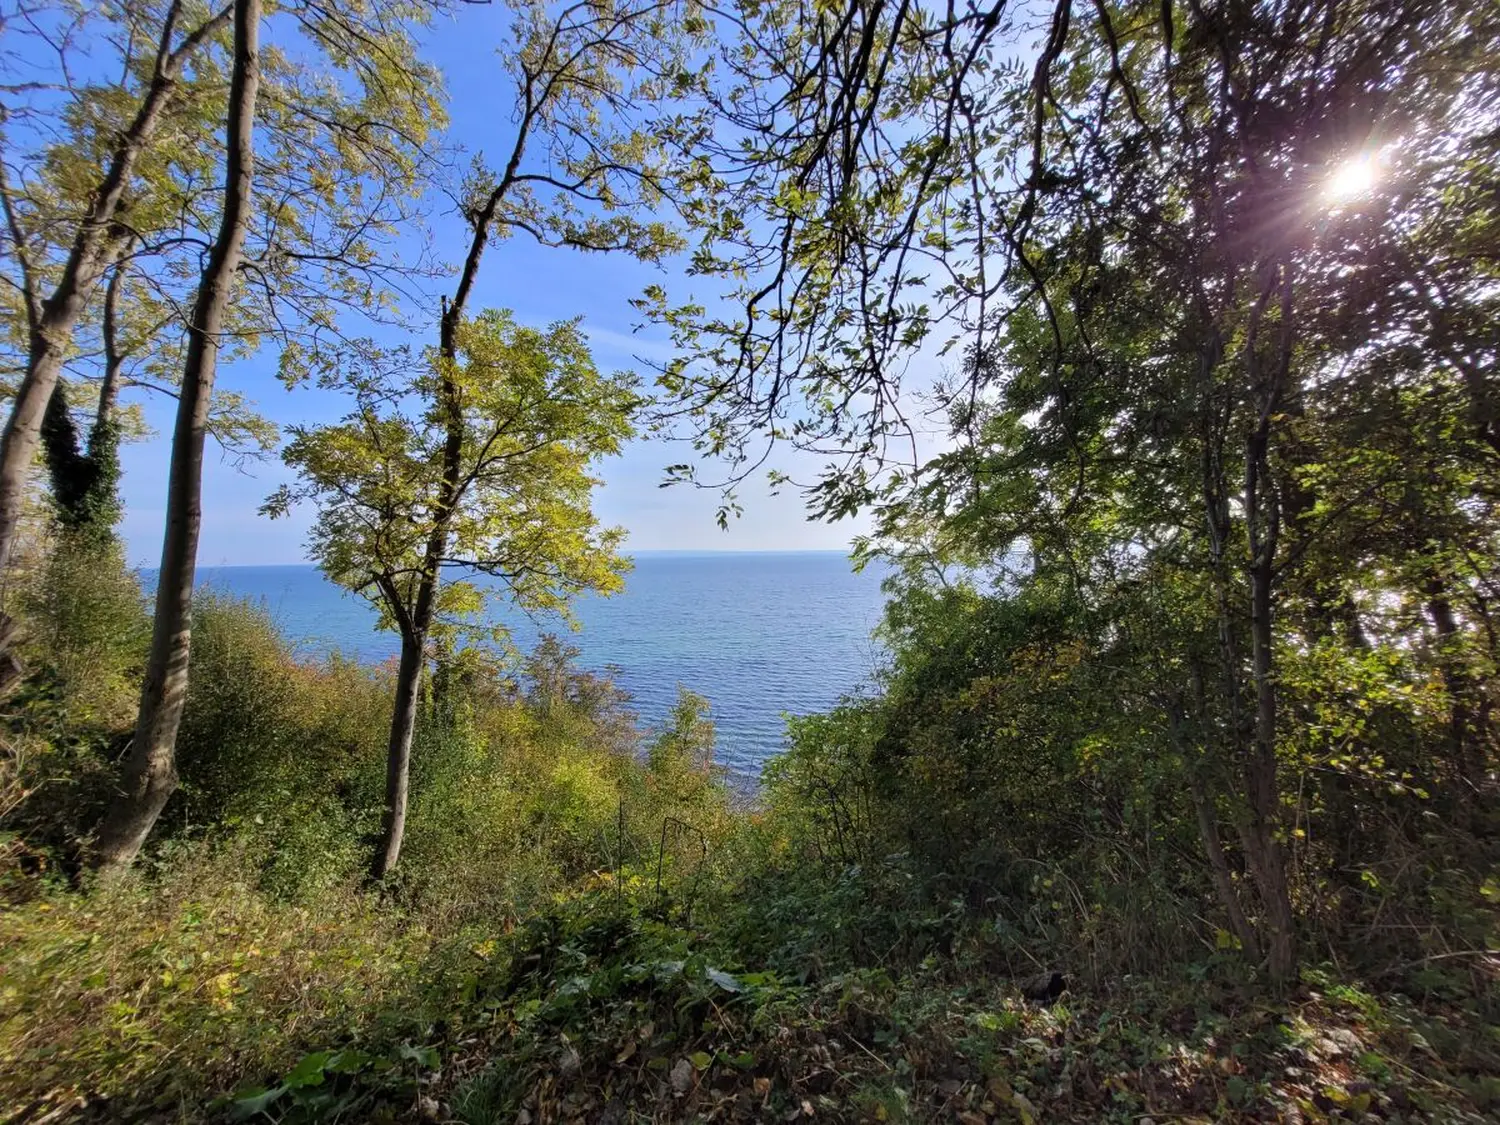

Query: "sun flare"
<box><xmin>1325</xmin><ymin>154</ymin><xmax>1378</xmax><ymax>201</ymax></box>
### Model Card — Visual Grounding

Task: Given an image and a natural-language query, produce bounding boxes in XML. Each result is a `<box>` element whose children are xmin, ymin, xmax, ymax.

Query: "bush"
<box><xmin>394</xmin><ymin>646</ymin><xmax>736</xmax><ymax>926</ymax></box>
<box><xmin>0</xmin><ymin>840</ymin><xmax>451</xmax><ymax>1119</ymax></box>
<box><xmin>2</xmin><ymin>533</ymin><xmax>148</xmax><ymax>876</ymax></box>
<box><xmin>171</xmin><ymin>595</ymin><xmax>391</xmax><ymax>898</ymax></box>
<box><xmin>17</xmin><ymin>530</ymin><xmax>149</xmax><ymax>726</ymax></box>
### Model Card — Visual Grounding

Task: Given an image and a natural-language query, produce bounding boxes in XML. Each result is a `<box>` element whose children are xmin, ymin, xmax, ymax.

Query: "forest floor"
<box><xmin>419</xmin><ymin>905</ymin><xmax>1500</xmax><ymax>1125</ymax></box>
<box><xmin>4</xmin><ymin>879</ymin><xmax>1495</xmax><ymax>1125</ymax></box>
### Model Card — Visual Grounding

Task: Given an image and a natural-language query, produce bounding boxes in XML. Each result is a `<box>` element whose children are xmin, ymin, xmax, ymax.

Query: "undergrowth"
<box><xmin>1</xmin><ymin>560</ymin><xmax>1496</xmax><ymax>1123</ymax></box>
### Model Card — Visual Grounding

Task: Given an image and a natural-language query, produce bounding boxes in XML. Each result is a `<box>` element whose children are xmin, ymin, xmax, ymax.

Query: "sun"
<box><xmin>1325</xmin><ymin>154</ymin><xmax>1378</xmax><ymax>202</ymax></box>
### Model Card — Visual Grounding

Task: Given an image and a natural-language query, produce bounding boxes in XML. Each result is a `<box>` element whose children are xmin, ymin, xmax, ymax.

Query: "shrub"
<box><xmin>16</xmin><ymin>530</ymin><xmax>149</xmax><ymax>727</ymax></box>
<box><xmin>171</xmin><ymin>595</ymin><xmax>391</xmax><ymax>897</ymax></box>
<box><xmin>2</xmin><ymin>533</ymin><xmax>147</xmax><ymax>875</ymax></box>
<box><xmin>0</xmin><ymin>840</ymin><xmax>449</xmax><ymax>1119</ymax></box>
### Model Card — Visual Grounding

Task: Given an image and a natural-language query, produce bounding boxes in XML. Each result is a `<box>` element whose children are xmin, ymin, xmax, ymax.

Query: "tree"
<box><xmin>262</xmin><ymin>0</ymin><xmax>703</xmax><ymax>881</ymax></box>
<box><xmin>658</xmin><ymin>0</ymin><xmax>1497</xmax><ymax>982</ymax></box>
<box><xmin>0</xmin><ymin>0</ymin><xmax>233</xmax><ymax>574</ymax></box>
<box><xmin>92</xmin><ymin>0</ymin><xmax>264</xmax><ymax>876</ymax></box>
<box><xmin>0</xmin><ymin>0</ymin><xmax>447</xmax><ymax>551</ymax></box>
<box><xmin>269</xmin><ymin>310</ymin><xmax>638</xmax><ymax>878</ymax></box>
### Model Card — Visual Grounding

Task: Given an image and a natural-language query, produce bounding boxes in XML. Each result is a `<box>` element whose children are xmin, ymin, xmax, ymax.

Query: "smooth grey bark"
<box><xmin>0</xmin><ymin>2</ymin><xmax>231</xmax><ymax>577</ymax></box>
<box><xmin>370</xmin><ymin>634</ymin><xmax>424</xmax><ymax>880</ymax></box>
<box><xmin>93</xmin><ymin>0</ymin><xmax>261</xmax><ymax>877</ymax></box>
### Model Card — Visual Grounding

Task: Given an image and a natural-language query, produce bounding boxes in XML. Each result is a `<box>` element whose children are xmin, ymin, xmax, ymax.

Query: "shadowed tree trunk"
<box><xmin>1169</xmin><ymin>689</ymin><xmax>1264</xmax><ymax>961</ymax></box>
<box><xmin>1424</xmin><ymin>568</ymin><xmax>1489</xmax><ymax>802</ymax></box>
<box><xmin>1246</xmin><ymin>548</ymin><xmax>1296</xmax><ymax>982</ymax></box>
<box><xmin>93</xmin><ymin>0</ymin><xmax>261</xmax><ymax>877</ymax></box>
<box><xmin>1199</xmin><ymin>317</ymin><xmax>1298</xmax><ymax>984</ymax></box>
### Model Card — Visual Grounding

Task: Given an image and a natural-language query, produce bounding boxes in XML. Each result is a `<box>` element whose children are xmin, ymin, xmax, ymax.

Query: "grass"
<box><xmin>2</xmin><ymin>835</ymin><xmax>1497</xmax><ymax>1123</ymax></box>
<box><xmin>0</xmin><ymin>843</ymin><xmax>455</xmax><ymax>1122</ymax></box>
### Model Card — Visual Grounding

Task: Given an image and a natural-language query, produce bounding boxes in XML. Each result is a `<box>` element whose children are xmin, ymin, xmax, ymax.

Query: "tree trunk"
<box><xmin>0</xmin><ymin>342</ymin><xmax>68</xmax><ymax>572</ymax></box>
<box><xmin>95</xmin><ymin>257</ymin><xmax>128</xmax><ymax>436</ymax></box>
<box><xmin>1171</xmin><ymin>689</ymin><xmax>1263</xmax><ymax>960</ymax></box>
<box><xmin>1247</xmin><ymin>558</ymin><xmax>1296</xmax><ymax>981</ymax></box>
<box><xmin>366</xmin><ymin>229</ymin><xmax>492</xmax><ymax>880</ymax></box>
<box><xmin>1243</xmin><ymin>338</ymin><xmax>1296</xmax><ymax>981</ymax></box>
<box><xmin>370</xmin><ymin>634</ymin><xmax>425</xmax><ymax>881</ymax></box>
<box><xmin>1424</xmin><ymin>568</ymin><xmax>1487</xmax><ymax>801</ymax></box>
<box><xmin>366</xmin><ymin>398</ymin><xmax>458</xmax><ymax>880</ymax></box>
<box><xmin>79</xmin><ymin>257</ymin><xmax>128</xmax><ymax>532</ymax></box>
<box><xmin>93</xmin><ymin>0</ymin><xmax>260</xmax><ymax>878</ymax></box>
<box><xmin>1188</xmin><ymin>772</ymin><xmax>1262</xmax><ymax>960</ymax></box>
<box><xmin>1198</xmin><ymin>319</ymin><xmax>1298</xmax><ymax>982</ymax></box>
<box><xmin>0</xmin><ymin>2</ymin><xmax>231</xmax><ymax>576</ymax></box>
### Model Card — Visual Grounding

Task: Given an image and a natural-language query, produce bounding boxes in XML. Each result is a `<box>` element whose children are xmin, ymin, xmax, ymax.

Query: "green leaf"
<box><xmin>705</xmin><ymin>966</ymin><xmax>742</xmax><ymax>992</ymax></box>
<box><xmin>398</xmin><ymin>1043</ymin><xmax>440</xmax><ymax>1070</ymax></box>
<box><xmin>325</xmin><ymin>1049</ymin><xmax>373</xmax><ymax>1074</ymax></box>
<box><xmin>284</xmin><ymin>1051</ymin><xmax>334</xmax><ymax>1089</ymax></box>
<box><xmin>229</xmin><ymin>1086</ymin><xmax>286</xmax><ymax>1120</ymax></box>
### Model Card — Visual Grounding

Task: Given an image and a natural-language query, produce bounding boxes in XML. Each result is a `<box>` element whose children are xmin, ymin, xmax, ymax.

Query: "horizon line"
<box><xmin>137</xmin><ymin>547</ymin><xmax>859</xmax><ymax>569</ymax></box>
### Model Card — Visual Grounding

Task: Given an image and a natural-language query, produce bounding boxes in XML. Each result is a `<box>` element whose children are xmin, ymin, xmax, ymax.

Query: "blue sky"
<box><xmin>116</xmin><ymin>5</ymin><xmax>901</xmax><ymax>568</ymax></box>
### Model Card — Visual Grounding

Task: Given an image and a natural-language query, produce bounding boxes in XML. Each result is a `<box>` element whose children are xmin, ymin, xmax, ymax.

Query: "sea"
<box><xmin>181</xmin><ymin>551</ymin><xmax>890</xmax><ymax>781</ymax></box>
